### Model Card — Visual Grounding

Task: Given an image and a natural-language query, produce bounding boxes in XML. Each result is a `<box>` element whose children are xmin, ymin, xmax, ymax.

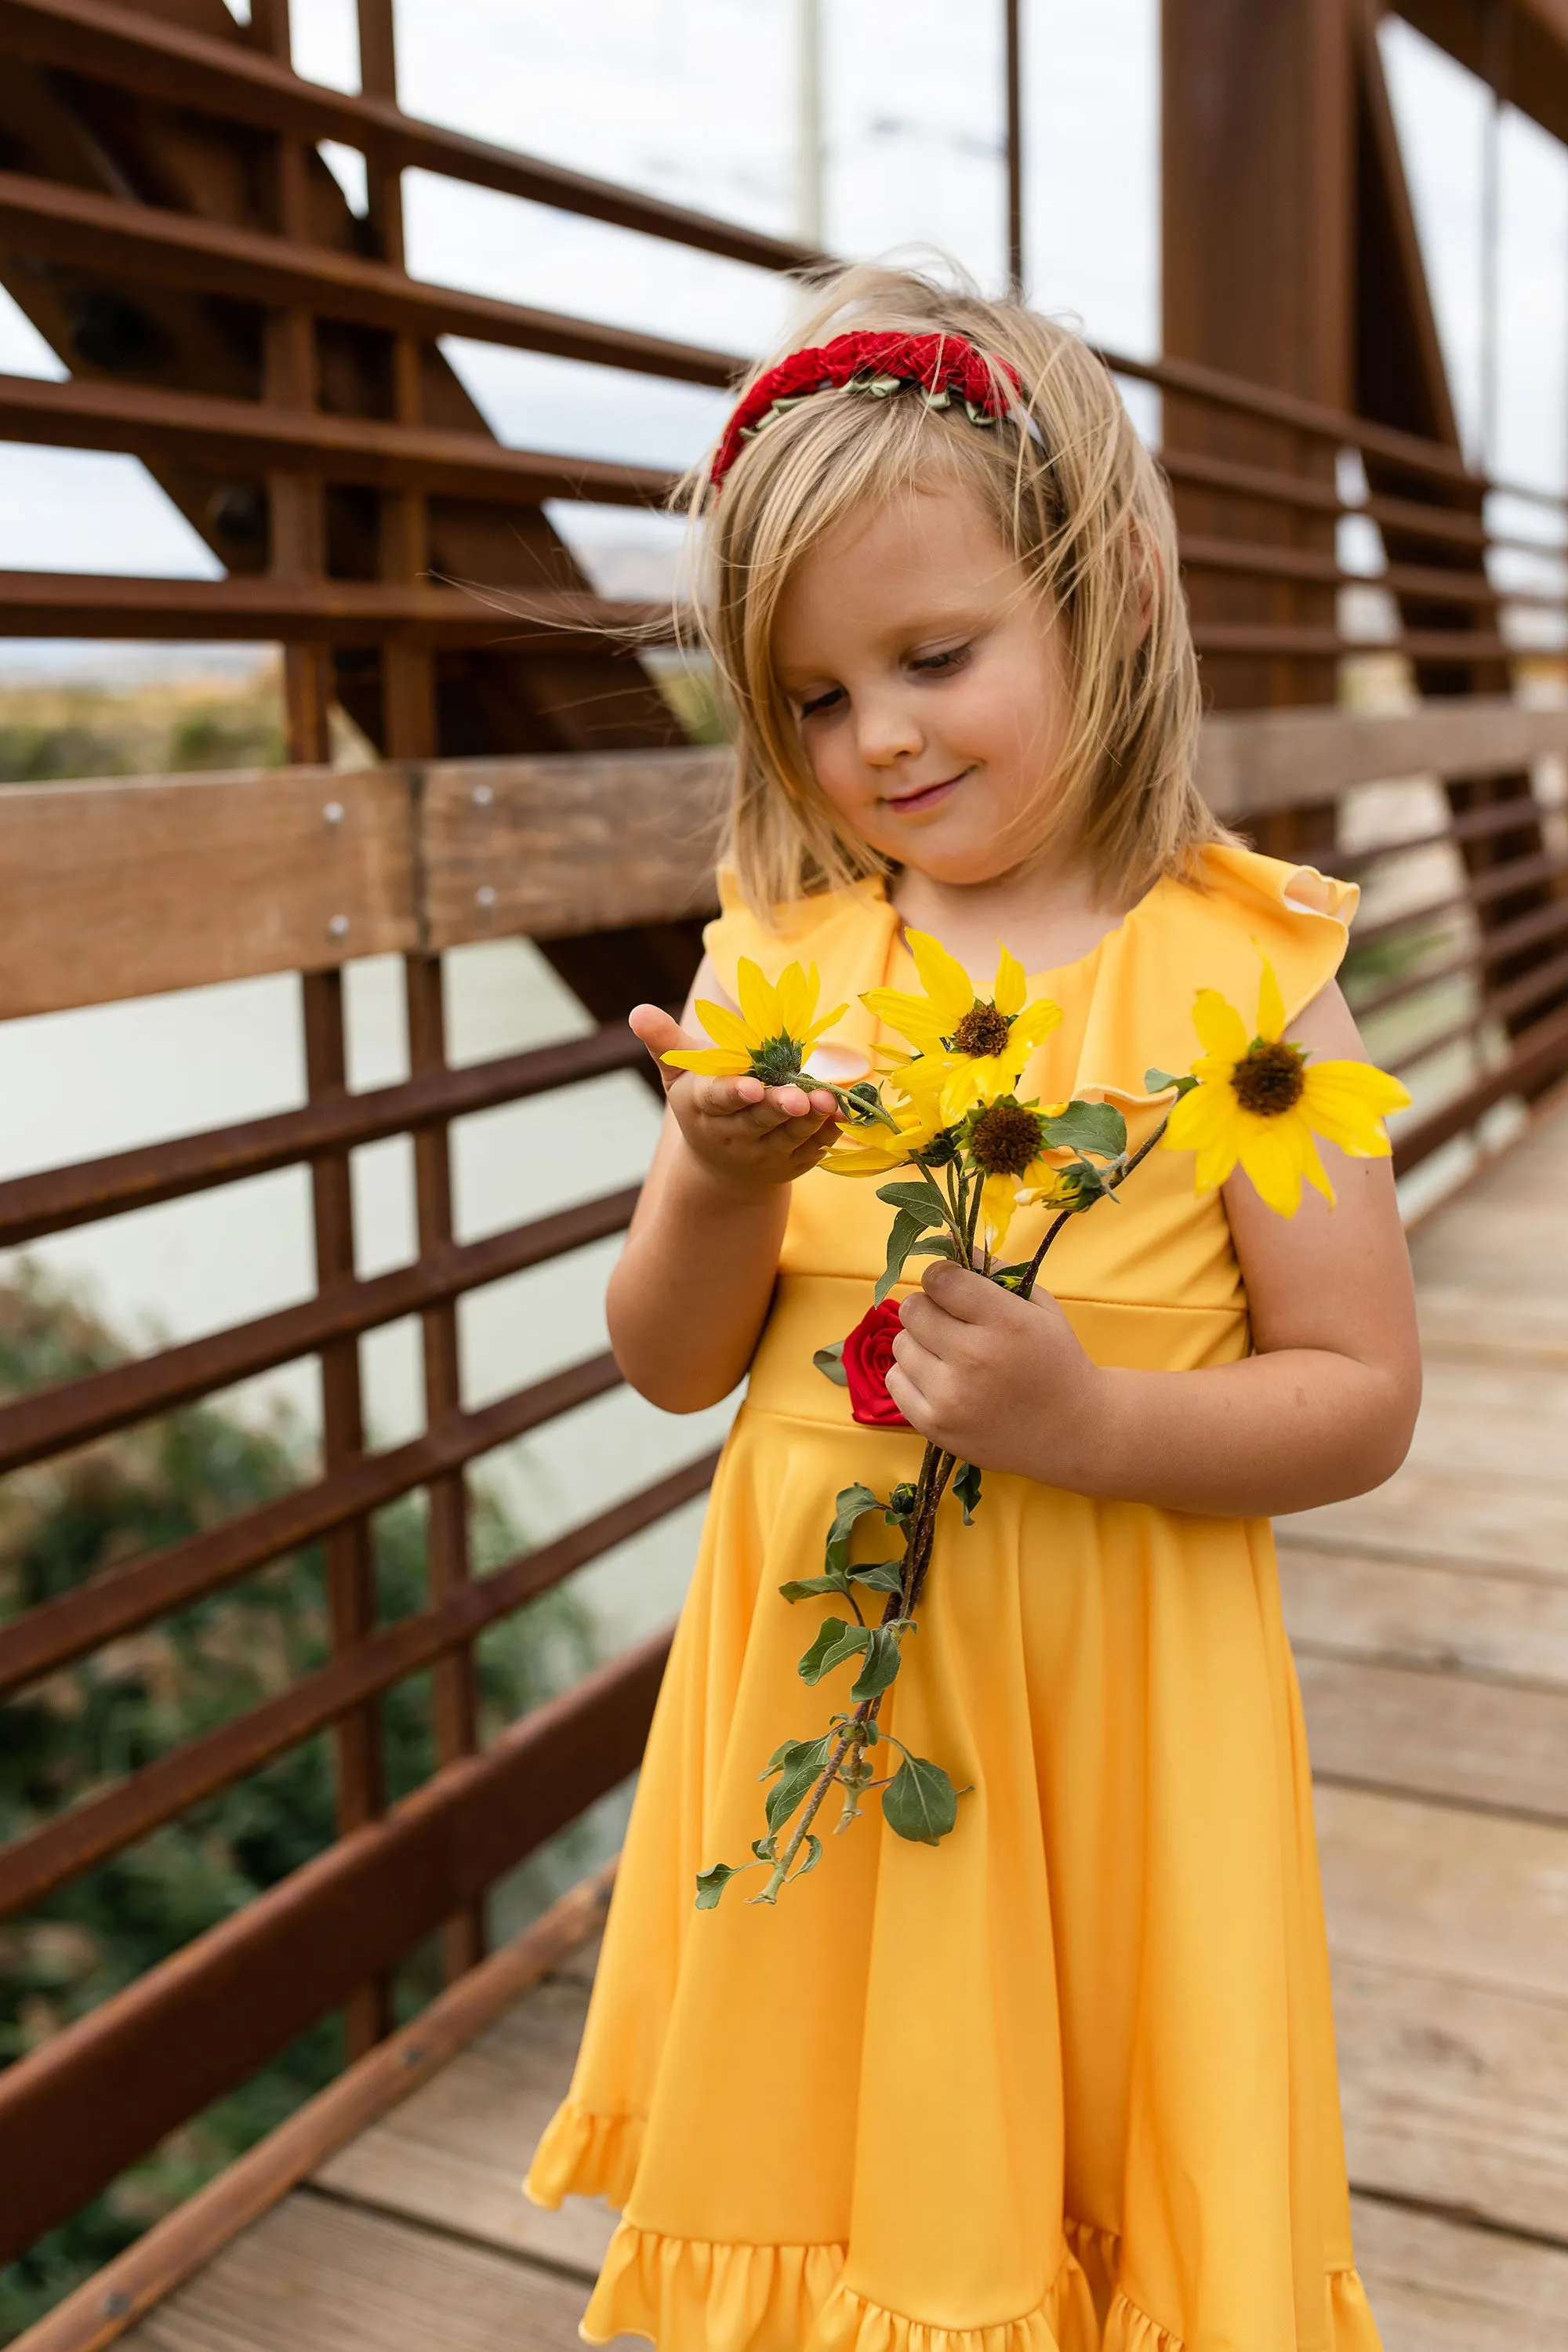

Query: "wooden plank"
<box><xmin>314</xmin><ymin>1975</ymin><xmax>615</xmax><ymax>2276</ymax></box>
<box><xmin>1350</xmin><ymin>2194</ymin><xmax>1568</xmax><ymax>2352</ymax></box>
<box><xmin>1315</xmin><ymin>1783</ymin><xmax>1568</xmax><ymax>2005</ymax></box>
<box><xmin>421</xmin><ymin>750</ymin><xmax>728</xmax><ymax>948</ymax></box>
<box><xmin>1287</xmin><ymin>1472</ymin><xmax>1568</xmax><ymax>1579</ymax></box>
<box><xmin>0</xmin><ymin>766</ymin><xmax>416</xmax><ymax>1017</ymax></box>
<box><xmin>1414</xmin><ymin>1286</ymin><xmax>1568</xmax><ymax>1371</ymax></box>
<box><xmin>1297</xmin><ymin>1651</ymin><xmax>1568</xmax><ymax>1824</ymax></box>
<box><xmin>1337</xmin><ymin>1957</ymin><xmax>1568</xmax><ymax>2242</ymax></box>
<box><xmin>1196</xmin><ymin>695</ymin><xmax>1568</xmax><ymax>818</ymax></box>
<box><xmin>1279</xmin><ymin>1542</ymin><xmax>1568</xmax><ymax>1687</ymax></box>
<box><xmin>115</xmin><ymin>2191</ymin><xmax>589</xmax><ymax>2352</ymax></box>
<box><xmin>9</xmin><ymin>1872</ymin><xmax>615</xmax><ymax>2352</ymax></box>
<box><xmin>0</xmin><ymin>572</ymin><xmax>670</xmax><ymax>647</ymax></box>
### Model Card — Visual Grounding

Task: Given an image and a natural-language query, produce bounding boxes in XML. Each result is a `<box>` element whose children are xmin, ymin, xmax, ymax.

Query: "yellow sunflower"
<box><xmin>863</xmin><ymin>932</ymin><xmax>1062</xmax><ymax>1122</ymax></box>
<box><xmin>822</xmin><ymin>1090</ymin><xmax>946</xmax><ymax>1178</ymax></box>
<box><xmin>963</xmin><ymin>1096</ymin><xmax>1071</xmax><ymax>1250</ymax></box>
<box><xmin>662</xmin><ymin>957</ymin><xmax>848</xmax><ymax>1086</ymax></box>
<box><xmin>1160</xmin><ymin>954</ymin><xmax>1410</xmax><ymax>1216</ymax></box>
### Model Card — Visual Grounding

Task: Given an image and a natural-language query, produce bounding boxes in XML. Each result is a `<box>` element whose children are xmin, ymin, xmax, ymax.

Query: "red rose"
<box><xmin>840</xmin><ymin>1300</ymin><xmax>910</xmax><ymax>1429</ymax></box>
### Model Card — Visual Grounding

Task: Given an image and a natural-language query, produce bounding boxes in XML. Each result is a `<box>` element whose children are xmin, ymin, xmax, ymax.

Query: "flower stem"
<box><xmin>1016</xmin><ymin>1110</ymin><xmax>1171</xmax><ymax>1301</ymax></box>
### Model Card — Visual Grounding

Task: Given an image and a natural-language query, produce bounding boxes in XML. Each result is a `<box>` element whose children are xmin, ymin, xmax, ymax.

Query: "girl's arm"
<box><xmin>608</xmin><ymin>957</ymin><xmax>842</xmax><ymax>1413</ymax></box>
<box><xmin>886</xmin><ymin>980</ymin><xmax>1422</xmax><ymax>1516</ymax></box>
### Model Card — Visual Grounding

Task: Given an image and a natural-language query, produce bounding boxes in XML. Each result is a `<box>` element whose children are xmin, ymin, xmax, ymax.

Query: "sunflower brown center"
<box><xmin>952</xmin><ymin>1004</ymin><xmax>1012</xmax><ymax>1059</ymax></box>
<box><xmin>1231</xmin><ymin>1040</ymin><xmax>1306</xmax><ymax>1116</ymax></box>
<box><xmin>967</xmin><ymin>1099</ymin><xmax>1044</xmax><ymax>1178</ymax></box>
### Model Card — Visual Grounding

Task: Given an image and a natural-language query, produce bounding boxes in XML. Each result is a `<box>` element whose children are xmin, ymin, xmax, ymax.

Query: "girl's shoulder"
<box><xmin>701</xmin><ymin>869</ymin><xmax>898</xmax><ymax>1007</ymax></box>
<box><xmin>1072</xmin><ymin>842</ymin><xmax>1359</xmax><ymax>1106</ymax></box>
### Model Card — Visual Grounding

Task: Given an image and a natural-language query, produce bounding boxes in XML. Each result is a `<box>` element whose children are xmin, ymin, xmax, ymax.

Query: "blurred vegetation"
<box><xmin>651</xmin><ymin>655</ymin><xmax>729</xmax><ymax>746</ymax></box>
<box><xmin>0</xmin><ymin>1263</ymin><xmax>596</xmax><ymax>2341</ymax></box>
<box><xmin>0</xmin><ymin>669</ymin><xmax>289</xmax><ymax>784</ymax></box>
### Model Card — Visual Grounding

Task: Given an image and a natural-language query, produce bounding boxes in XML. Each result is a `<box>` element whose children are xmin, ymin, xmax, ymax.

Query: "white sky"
<box><xmin>0</xmin><ymin>4</ymin><xmax>1563</xmax><ymax>675</ymax></box>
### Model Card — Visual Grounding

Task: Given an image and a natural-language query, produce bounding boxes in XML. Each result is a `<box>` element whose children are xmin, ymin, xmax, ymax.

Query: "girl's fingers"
<box><xmin>628</xmin><ymin>1002</ymin><xmax>702</xmax><ymax>1097</ymax></box>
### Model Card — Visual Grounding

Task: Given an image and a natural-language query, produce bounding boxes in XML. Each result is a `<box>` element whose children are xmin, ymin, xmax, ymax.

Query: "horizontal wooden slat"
<box><xmin>0</xmin><ymin>1446</ymin><xmax>715</xmax><ymax>1918</ymax></box>
<box><xmin>1195</xmin><ymin>693</ymin><xmax>1568</xmax><ymax>818</ymax></box>
<box><xmin>0</xmin><ymin>0</ymin><xmax>822</xmax><ymax>275</ymax></box>
<box><xmin>0</xmin><ymin>372</ymin><xmax>677</xmax><ymax>507</ymax></box>
<box><xmin>0</xmin><ymin>169</ymin><xmax>745</xmax><ymax>387</ymax></box>
<box><xmin>0</xmin><ymin>764</ymin><xmax>415</xmax><ymax>1016</ymax></box>
<box><xmin>5</xmin><ymin>1864</ymin><xmax>616</xmax><ymax>2352</ymax></box>
<box><xmin>0</xmin><ymin>1628</ymin><xmax>672</xmax><ymax>2263</ymax></box>
<box><xmin>423</xmin><ymin>749</ymin><xmax>728</xmax><ymax>948</ymax></box>
<box><xmin>0</xmin><ymin>571</ymin><xmax>671</xmax><ymax>647</ymax></box>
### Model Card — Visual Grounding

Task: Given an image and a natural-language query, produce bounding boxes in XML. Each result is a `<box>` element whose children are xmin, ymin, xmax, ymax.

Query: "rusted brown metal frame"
<box><xmin>0</xmin><ymin>1187</ymin><xmax>638</xmax><ymax>1476</ymax></box>
<box><xmin>357</xmin><ymin>0</ymin><xmax>482</xmax><ymax>1980</ymax></box>
<box><xmin>0</xmin><ymin>168</ymin><xmax>744</xmax><ymax>387</ymax></box>
<box><xmin>0</xmin><ymin>1628</ymin><xmax>674</xmax><ymax>2269</ymax></box>
<box><xmin>0</xmin><ymin>0</ymin><xmax>824</xmax><ymax>274</ymax></box>
<box><xmin>0</xmin><ymin>1449</ymin><xmax>716</xmax><ymax>1921</ymax></box>
<box><xmin>0</xmin><ymin>1027</ymin><xmax>645</xmax><ymax>1250</ymax></box>
<box><xmin>0</xmin><ymin>573</ymin><xmax>671</xmax><ymax>644</ymax></box>
<box><xmin>0</xmin><ymin>1352</ymin><xmax>625</xmax><ymax>1699</ymax></box>
<box><xmin>0</xmin><ymin>370</ymin><xmax>677</xmax><ymax>506</ymax></box>
<box><xmin>14</xmin><ymin>1862</ymin><xmax>619</xmax><ymax>2352</ymax></box>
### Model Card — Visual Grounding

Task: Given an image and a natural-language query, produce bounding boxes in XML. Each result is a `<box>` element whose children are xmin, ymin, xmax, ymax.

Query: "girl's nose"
<box><xmin>854</xmin><ymin>693</ymin><xmax>924</xmax><ymax>768</ymax></box>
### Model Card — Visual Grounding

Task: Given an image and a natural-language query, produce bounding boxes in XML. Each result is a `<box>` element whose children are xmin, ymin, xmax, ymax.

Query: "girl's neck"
<box><xmin>889</xmin><ymin>851</ymin><xmax>1136</xmax><ymax>982</ymax></box>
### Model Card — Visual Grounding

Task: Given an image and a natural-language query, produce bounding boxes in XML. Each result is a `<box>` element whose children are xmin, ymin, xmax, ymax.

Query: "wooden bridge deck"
<box><xmin>114</xmin><ymin>1099</ymin><xmax>1568</xmax><ymax>2352</ymax></box>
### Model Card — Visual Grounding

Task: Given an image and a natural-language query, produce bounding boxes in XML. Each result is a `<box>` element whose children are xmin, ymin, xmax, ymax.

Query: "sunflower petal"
<box><xmin>979</xmin><ymin>1171</ymin><xmax>1020</xmax><ymax>1250</ymax></box>
<box><xmin>906</xmin><ymin>929</ymin><xmax>978</xmax><ymax>1027</ymax></box>
<box><xmin>693</xmin><ymin>999</ymin><xmax>756</xmax><ymax>1054</ymax></box>
<box><xmin>1192</xmin><ymin>987</ymin><xmax>1250</xmax><ymax>1065</ymax></box>
<box><xmin>1163</xmin><ymin>1076</ymin><xmax>1236</xmax><ymax>1155</ymax></box>
<box><xmin>1301</xmin><ymin>1061</ymin><xmax>1410</xmax><ymax>1156</ymax></box>
<box><xmin>735</xmin><ymin>958</ymin><xmax>775</xmax><ymax>1039</ymax></box>
<box><xmin>861</xmin><ymin>987</ymin><xmax>950</xmax><ymax>1052</ymax></box>
<box><xmin>993</xmin><ymin>946</ymin><xmax>1027</xmax><ymax>1017</ymax></box>
<box><xmin>1236</xmin><ymin>1119</ymin><xmax>1308</xmax><ymax>1217</ymax></box>
<box><xmin>1256</xmin><ymin>953</ymin><xmax>1286</xmax><ymax>1044</ymax></box>
<box><xmin>662</xmin><ymin>1044</ymin><xmax>750</xmax><ymax>1076</ymax></box>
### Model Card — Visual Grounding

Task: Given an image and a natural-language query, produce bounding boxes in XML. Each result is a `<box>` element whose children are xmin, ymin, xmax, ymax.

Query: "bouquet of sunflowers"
<box><xmin>668</xmin><ymin>935</ymin><xmax>1407</xmax><ymax>1908</ymax></box>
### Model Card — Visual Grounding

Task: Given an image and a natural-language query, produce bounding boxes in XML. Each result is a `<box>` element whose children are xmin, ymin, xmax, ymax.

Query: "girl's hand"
<box><xmin>629</xmin><ymin>1004</ymin><xmax>842</xmax><ymax>1198</ymax></box>
<box><xmin>887</xmin><ymin>1261</ymin><xmax>1110</xmax><ymax>1486</ymax></box>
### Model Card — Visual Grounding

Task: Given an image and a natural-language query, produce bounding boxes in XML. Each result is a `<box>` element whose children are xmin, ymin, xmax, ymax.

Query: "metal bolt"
<box><xmin>472</xmin><ymin>783</ymin><xmax>493</xmax><ymax>807</ymax></box>
<box><xmin>323</xmin><ymin>800</ymin><xmax>345</xmax><ymax>826</ymax></box>
<box><xmin>327</xmin><ymin>913</ymin><xmax>350</xmax><ymax>940</ymax></box>
<box><xmin>475</xmin><ymin>884</ymin><xmax>497</xmax><ymax>908</ymax></box>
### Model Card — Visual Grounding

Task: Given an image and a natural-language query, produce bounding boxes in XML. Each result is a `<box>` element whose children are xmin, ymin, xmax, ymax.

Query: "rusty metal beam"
<box><xmin>0</xmin><ymin>0</ymin><xmax>823</xmax><ymax>274</ymax></box>
<box><xmin>0</xmin><ymin>169</ymin><xmax>744</xmax><ymax>386</ymax></box>
<box><xmin>0</xmin><ymin>1627</ymin><xmax>674</xmax><ymax>2266</ymax></box>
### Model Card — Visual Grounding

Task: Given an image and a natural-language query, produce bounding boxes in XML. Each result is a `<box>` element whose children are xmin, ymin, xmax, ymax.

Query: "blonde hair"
<box><xmin>678</xmin><ymin>260</ymin><xmax>1221</xmax><ymax>922</ymax></box>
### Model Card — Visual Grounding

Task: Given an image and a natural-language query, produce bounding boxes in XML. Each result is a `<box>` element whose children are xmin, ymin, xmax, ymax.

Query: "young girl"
<box><xmin>526</xmin><ymin>263</ymin><xmax>1419</xmax><ymax>2352</ymax></box>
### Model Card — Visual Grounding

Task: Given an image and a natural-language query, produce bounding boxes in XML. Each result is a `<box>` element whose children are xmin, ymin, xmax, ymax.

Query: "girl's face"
<box><xmin>771</xmin><ymin>478</ymin><xmax>1073</xmax><ymax>888</ymax></box>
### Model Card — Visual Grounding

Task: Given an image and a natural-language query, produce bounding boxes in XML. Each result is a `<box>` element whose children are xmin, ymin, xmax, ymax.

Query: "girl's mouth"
<box><xmin>884</xmin><ymin>768</ymin><xmax>971</xmax><ymax>816</ymax></box>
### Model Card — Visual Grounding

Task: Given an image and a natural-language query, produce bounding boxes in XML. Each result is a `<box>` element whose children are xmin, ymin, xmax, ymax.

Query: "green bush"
<box><xmin>0</xmin><ymin>1264</ymin><xmax>595</xmax><ymax>2339</ymax></box>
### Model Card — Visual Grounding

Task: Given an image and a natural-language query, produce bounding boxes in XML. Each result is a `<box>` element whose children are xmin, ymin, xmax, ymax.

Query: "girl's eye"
<box><xmin>911</xmin><ymin>644</ymin><xmax>971</xmax><ymax>677</ymax></box>
<box><xmin>797</xmin><ymin>686</ymin><xmax>844</xmax><ymax>720</ymax></box>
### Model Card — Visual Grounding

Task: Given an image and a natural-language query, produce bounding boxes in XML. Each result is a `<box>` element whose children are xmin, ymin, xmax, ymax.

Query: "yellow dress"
<box><xmin>527</xmin><ymin>844</ymin><xmax>1384</xmax><ymax>2352</ymax></box>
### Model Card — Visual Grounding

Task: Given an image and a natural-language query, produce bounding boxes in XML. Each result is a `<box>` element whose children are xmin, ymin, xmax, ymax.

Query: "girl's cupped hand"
<box><xmin>888</xmin><ymin>1259</ymin><xmax>1109</xmax><ymax>1487</ymax></box>
<box><xmin>630</xmin><ymin>1004</ymin><xmax>843</xmax><ymax>1197</ymax></box>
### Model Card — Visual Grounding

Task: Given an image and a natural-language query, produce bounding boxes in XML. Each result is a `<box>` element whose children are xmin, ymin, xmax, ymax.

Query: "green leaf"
<box><xmin>882</xmin><ymin>1755</ymin><xmax>960</xmax><ymax>1846</ymax></box>
<box><xmin>850</xmin><ymin>1624</ymin><xmax>906</xmax><ymax>1700</ymax></box>
<box><xmin>874</xmin><ymin>1181</ymin><xmax>947</xmax><ymax>1225</ymax></box>
<box><xmin>765</xmin><ymin>1741</ymin><xmax>833</xmax><ymax>1831</ymax></box>
<box><xmin>824</xmin><ymin>1483</ymin><xmax>884</xmax><ymax>1575</ymax></box>
<box><xmin>790</xmin><ymin>1832</ymin><xmax>825</xmax><ymax>1880</ymax></box>
<box><xmin>1041</xmin><ymin>1100</ymin><xmax>1127</xmax><ymax>1160</ymax></box>
<box><xmin>812</xmin><ymin>1341</ymin><xmax>849</xmax><ymax>1387</ymax></box>
<box><xmin>952</xmin><ymin>1461</ymin><xmax>982</xmax><ymax>1523</ymax></box>
<box><xmin>873</xmin><ymin>1208</ymin><xmax>925</xmax><ymax>1305</ymax></box>
<box><xmin>907</xmin><ymin>1234</ymin><xmax>958</xmax><ymax>1262</ymax></box>
<box><xmin>847</xmin><ymin>1559</ymin><xmax>904</xmax><ymax>1593</ymax></box>
<box><xmin>695</xmin><ymin>1860</ymin><xmax>746</xmax><ymax>1908</ymax></box>
<box><xmin>778</xmin><ymin>1569</ymin><xmax>851</xmax><ymax>1603</ymax></box>
<box><xmin>1145</xmin><ymin>1065</ymin><xmax>1199</xmax><ymax>1098</ymax></box>
<box><xmin>798</xmin><ymin>1617</ymin><xmax>870</xmax><ymax>1685</ymax></box>
<box><xmin>750</xmin><ymin>1835</ymin><xmax>777</xmax><ymax>1862</ymax></box>
<box><xmin>761</xmin><ymin>1732</ymin><xmax>832</xmax><ymax>1783</ymax></box>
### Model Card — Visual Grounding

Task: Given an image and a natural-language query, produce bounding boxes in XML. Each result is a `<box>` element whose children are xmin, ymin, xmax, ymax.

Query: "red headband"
<box><xmin>707</xmin><ymin>329</ymin><xmax>1025</xmax><ymax>497</ymax></box>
